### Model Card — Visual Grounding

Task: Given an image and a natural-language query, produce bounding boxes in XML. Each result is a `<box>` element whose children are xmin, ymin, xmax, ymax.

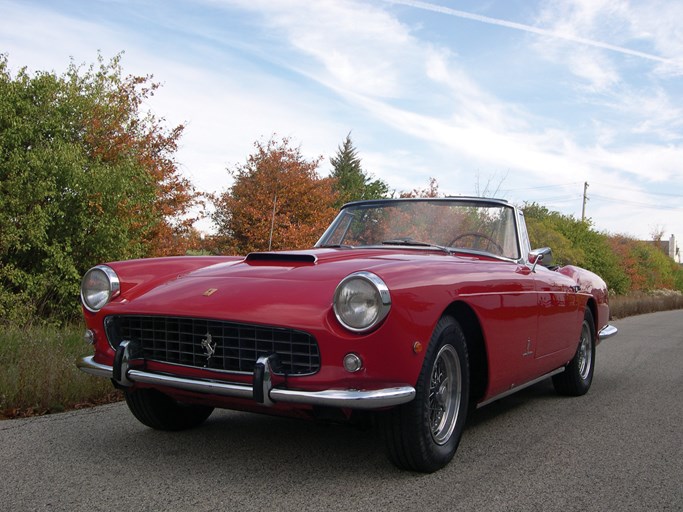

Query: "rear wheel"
<box><xmin>381</xmin><ymin>316</ymin><xmax>470</xmax><ymax>473</ymax></box>
<box><xmin>125</xmin><ymin>388</ymin><xmax>214</xmax><ymax>431</ymax></box>
<box><xmin>553</xmin><ymin>308</ymin><xmax>596</xmax><ymax>396</ymax></box>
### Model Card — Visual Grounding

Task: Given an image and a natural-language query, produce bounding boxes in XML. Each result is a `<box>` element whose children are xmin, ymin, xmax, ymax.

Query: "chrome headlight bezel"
<box><xmin>80</xmin><ymin>265</ymin><xmax>121</xmax><ymax>313</ymax></box>
<box><xmin>333</xmin><ymin>271</ymin><xmax>391</xmax><ymax>333</ymax></box>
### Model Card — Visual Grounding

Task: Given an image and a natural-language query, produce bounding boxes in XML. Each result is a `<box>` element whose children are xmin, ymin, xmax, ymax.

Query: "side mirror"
<box><xmin>529</xmin><ymin>247</ymin><xmax>553</xmax><ymax>272</ymax></box>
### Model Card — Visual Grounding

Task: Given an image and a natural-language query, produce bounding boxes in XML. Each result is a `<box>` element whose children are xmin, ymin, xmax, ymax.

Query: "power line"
<box><xmin>591</xmin><ymin>193</ymin><xmax>683</xmax><ymax>210</ymax></box>
<box><xmin>506</xmin><ymin>182</ymin><xmax>581</xmax><ymax>192</ymax></box>
<box><xmin>591</xmin><ymin>182</ymin><xmax>683</xmax><ymax>198</ymax></box>
<box><xmin>540</xmin><ymin>195</ymin><xmax>582</xmax><ymax>203</ymax></box>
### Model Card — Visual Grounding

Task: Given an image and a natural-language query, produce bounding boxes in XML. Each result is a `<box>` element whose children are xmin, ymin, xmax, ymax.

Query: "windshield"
<box><xmin>317</xmin><ymin>199</ymin><xmax>520</xmax><ymax>260</ymax></box>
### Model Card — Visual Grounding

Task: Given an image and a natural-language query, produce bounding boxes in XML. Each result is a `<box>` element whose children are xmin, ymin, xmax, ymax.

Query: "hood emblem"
<box><xmin>203</xmin><ymin>288</ymin><xmax>218</xmax><ymax>297</ymax></box>
<box><xmin>200</xmin><ymin>333</ymin><xmax>217</xmax><ymax>367</ymax></box>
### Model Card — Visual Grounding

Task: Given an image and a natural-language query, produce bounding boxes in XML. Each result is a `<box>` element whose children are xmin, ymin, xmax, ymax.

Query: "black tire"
<box><xmin>552</xmin><ymin>308</ymin><xmax>596</xmax><ymax>396</ymax></box>
<box><xmin>380</xmin><ymin>316</ymin><xmax>470</xmax><ymax>473</ymax></box>
<box><xmin>124</xmin><ymin>388</ymin><xmax>214</xmax><ymax>431</ymax></box>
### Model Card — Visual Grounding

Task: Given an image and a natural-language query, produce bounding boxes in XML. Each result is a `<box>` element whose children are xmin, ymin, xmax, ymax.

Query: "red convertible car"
<box><xmin>78</xmin><ymin>197</ymin><xmax>616</xmax><ymax>472</ymax></box>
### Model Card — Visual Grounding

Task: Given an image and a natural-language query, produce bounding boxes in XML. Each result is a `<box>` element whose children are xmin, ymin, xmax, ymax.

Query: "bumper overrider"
<box><xmin>77</xmin><ymin>341</ymin><xmax>416</xmax><ymax>410</ymax></box>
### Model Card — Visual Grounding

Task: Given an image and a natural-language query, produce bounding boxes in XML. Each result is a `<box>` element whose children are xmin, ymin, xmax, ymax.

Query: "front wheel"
<box><xmin>125</xmin><ymin>388</ymin><xmax>214</xmax><ymax>431</ymax></box>
<box><xmin>553</xmin><ymin>308</ymin><xmax>596</xmax><ymax>396</ymax></box>
<box><xmin>380</xmin><ymin>316</ymin><xmax>470</xmax><ymax>473</ymax></box>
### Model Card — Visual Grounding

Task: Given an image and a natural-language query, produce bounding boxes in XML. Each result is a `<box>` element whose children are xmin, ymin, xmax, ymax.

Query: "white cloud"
<box><xmin>214</xmin><ymin>0</ymin><xmax>419</xmax><ymax>99</ymax></box>
<box><xmin>622</xmin><ymin>1</ymin><xmax>683</xmax><ymax>76</ymax></box>
<box><xmin>566</xmin><ymin>49</ymin><xmax>620</xmax><ymax>92</ymax></box>
<box><xmin>534</xmin><ymin>0</ymin><xmax>683</xmax><ymax>77</ymax></box>
<box><xmin>210</xmin><ymin>0</ymin><xmax>683</xmax><ymax>241</ymax></box>
<box><xmin>2</xmin><ymin>0</ymin><xmax>681</xmax><ymax>241</ymax></box>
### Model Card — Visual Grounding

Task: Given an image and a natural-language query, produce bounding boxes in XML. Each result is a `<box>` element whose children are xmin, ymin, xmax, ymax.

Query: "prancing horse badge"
<box><xmin>200</xmin><ymin>332</ymin><xmax>216</xmax><ymax>367</ymax></box>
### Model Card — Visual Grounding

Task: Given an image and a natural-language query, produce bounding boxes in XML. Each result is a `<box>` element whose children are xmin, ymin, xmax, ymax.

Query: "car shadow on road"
<box><xmin>93</xmin><ymin>406</ymin><xmax>398</xmax><ymax>478</ymax></box>
<box><xmin>72</xmin><ymin>377</ymin><xmax>575</xmax><ymax>481</ymax></box>
<box><xmin>466</xmin><ymin>378</ymin><xmax>558</xmax><ymax>428</ymax></box>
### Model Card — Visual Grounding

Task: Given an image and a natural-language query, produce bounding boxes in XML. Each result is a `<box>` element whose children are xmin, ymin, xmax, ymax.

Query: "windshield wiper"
<box><xmin>318</xmin><ymin>244</ymin><xmax>354</xmax><ymax>249</ymax></box>
<box><xmin>381</xmin><ymin>238</ymin><xmax>454</xmax><ymax>254</ymax></box>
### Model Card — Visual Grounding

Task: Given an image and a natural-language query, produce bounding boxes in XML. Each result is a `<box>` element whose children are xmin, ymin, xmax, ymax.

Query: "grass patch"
<box><xmin>609</xmin><ymin>290</ymin><xmax>683</xmax><ymax>319</ymax></box>
<box><xmin>0</xmin><ymin>323</ymin><xmax>121</xmax><ymax>419</ymax></box>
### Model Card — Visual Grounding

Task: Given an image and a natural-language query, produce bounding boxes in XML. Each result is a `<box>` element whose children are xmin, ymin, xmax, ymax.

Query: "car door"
<box><xmin>469</xmin><ymin>260</ymin><xmax>541</xmax><ymax>398</ymax></box>
<box><xmin>533</xmin><ymin>265</ymin><xmax>582</xmax><ymax>361</ymax></box>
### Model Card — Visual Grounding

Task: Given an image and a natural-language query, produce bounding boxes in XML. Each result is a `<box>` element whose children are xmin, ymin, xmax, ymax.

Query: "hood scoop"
<box><xmin>245</xmin><ymin>252</ymin><xmax>317</xmax><ymax>265</ymax></box>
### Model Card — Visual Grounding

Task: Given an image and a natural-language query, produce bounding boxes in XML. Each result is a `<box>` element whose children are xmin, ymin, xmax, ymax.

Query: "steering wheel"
<box><xmin>449</xmin><ymin>232</ymin><xmax>503</xmax><ymax>254</ymax></box>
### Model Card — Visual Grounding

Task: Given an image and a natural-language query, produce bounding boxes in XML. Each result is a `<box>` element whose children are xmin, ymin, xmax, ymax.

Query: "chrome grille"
<box><xmin>104</xmin><ymin>315</ymin><xmax>320</xmax><ymax>375</ymax></box>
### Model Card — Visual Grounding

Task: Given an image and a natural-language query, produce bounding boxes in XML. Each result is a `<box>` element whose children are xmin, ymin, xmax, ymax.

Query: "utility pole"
<box><xmin>581</xmin><ymin>181</ymin><xmax>589</xmax><ymax>222</ymax></box>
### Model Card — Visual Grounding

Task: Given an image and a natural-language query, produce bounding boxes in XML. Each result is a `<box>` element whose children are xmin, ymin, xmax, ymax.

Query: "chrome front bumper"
<box><xmin>598</xmin><ymin>324</ymin><xmax>618</xmax><ymax>341</ymax></box>
<box><xmin>77</xmin><ymin>354</ymin><xmax>416</xmax><ymax>410</ymax></box>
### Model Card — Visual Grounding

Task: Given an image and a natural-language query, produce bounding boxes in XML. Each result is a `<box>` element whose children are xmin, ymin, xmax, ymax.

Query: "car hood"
<box><xmin>103</xmin><ymin>248</ymin><xmax>494</xmax><ymax>328</ymax></box>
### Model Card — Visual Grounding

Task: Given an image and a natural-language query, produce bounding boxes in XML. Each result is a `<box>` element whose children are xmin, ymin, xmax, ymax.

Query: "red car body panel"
<box><xmin>83</xmin><ymin>247</ymin><xmax>610</xmax><ymax>407</ymax></box>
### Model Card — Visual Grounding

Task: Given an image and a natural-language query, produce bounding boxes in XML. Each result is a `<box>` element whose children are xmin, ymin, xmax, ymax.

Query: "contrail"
<box><xmin>384</xmin><ymin>0</ymin><xmax>679</xmax><ymax>66</ymax></box>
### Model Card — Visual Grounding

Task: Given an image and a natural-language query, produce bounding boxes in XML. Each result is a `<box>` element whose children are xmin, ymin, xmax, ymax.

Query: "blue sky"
<box><xmin>2</xmin><ymin>0</ymin><xmax>682</xmax><ymax>244</ymax></box>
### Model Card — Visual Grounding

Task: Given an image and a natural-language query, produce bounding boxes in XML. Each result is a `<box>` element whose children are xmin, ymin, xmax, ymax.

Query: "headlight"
<box><xmin>333</xmin><ymin>271</ymin><xmax>391</xmax><ymax>333</ymax></box>
<box><xmin>81</xmin><ymin>265</ymin><xmax>120</xmax><ymax>313</ymax></box>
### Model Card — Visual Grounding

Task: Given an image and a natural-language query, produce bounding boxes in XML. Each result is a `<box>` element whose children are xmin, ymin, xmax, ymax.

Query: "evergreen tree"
<box><xmin>330</xmin><ymin>133</ymin><xmax>389</xmax><ymax>206</ymax></box>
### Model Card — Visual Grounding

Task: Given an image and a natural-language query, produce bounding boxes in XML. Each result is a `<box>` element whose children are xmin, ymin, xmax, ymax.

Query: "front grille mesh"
<box><xmin>104</xmin><ymin>315</ymin><xmax>320</xmax><ymax>375</ymax></box>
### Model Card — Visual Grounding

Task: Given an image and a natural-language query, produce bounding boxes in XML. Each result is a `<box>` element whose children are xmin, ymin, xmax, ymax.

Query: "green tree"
<box><xmin>212</xmin><ymin>137</ymin><xmax>339</xmax><ymax>254</ymax></box>
<box><xmin>330</xmin><ymin>133</ymin><xmax>388</xmax><ymax>206</ymax></box>
<box><xmin>0</xmin><ymin>53</ymin><xmax>196</xmax><ymax>323</ymax></box>
<box><xmin>523</xmin><ymin>203</ymin><xmax>630</xmax><ymax>294</ymax></box>
<box><xmin>523</xmin><ymin>203</ymin><xmax>586</xmax><ymax>265</ymax></box>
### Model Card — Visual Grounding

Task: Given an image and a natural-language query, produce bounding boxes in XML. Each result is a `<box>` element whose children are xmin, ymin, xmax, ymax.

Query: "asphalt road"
<box><xmin>2</xmin><ymin>310</ymin><xmax>682</xmax><ymax>512</ymax></box>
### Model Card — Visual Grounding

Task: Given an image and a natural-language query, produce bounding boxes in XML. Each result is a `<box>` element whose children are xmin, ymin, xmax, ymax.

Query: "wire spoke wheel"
<box><xmin>428</xmin><ymin>345</ymin><xmax>462</xmax><ymax>445</ymax></box>
<box><xmin>552</xmin><ymin>308</ymin><xmax>595</xmax><ymax>396</ymax></box>
<box><xmin>380</xmin><ymin>316</ymin><xmax>470</xmax><ymax>472</ymax></box>
<box><xmin>577</xmin><ymin>321</ymin><xmax>592</xmax><ymax>380</ymax></box>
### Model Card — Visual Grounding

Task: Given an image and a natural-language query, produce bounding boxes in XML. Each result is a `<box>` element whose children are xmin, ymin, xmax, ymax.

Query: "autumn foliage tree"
<box><xmin>607</xmin><ymin>235</ymin><xmax>680</xmax><ymax>292</ymax></box>
<box><xmin>399</xmin><ymin>177</ymin><xmax>441</xmax><ymax>198</ymax></box>
<box><xmin>0</xmin><ymin>53</ymin><xmax>199</xmax><ymax>323</ymax></box>
<box><xmin>77</xmin><ymin>55</ymin><xmax>200</xmax><ymax>257</ymax></box>
<box><xmin>212</xmin><ymin>137</ymin><xmax>339</xmax><ymax>254</ymax></box>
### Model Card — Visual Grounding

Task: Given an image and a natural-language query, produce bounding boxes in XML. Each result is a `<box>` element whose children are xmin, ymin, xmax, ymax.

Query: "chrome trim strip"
<box><xmin>598</xmin><ymin>324</ymin><xmax>618</xmax><ymax>341</ymax></box>
<box><xmin>477</xmin><ymin>367</ymin><xmax>565</xmax><ymax>408</ymax></box>
<box><xmin>269</xmin><ymin>387</ymin><xmax>416</xmax><ymax>409</ymax></box>
<box><xmin>129</xmin><ymin>369</ymin><xmax>254</xmax><ymax>400</ymax></box>
<box><xmin>77</xmin><ymin>356</ymin><xmax>114</xmax><ymax>378</ymax></box>
<box><xmin>77</xmin><ymin>356</ymin><xmax>415</xmax><ymax>410</ymax></box>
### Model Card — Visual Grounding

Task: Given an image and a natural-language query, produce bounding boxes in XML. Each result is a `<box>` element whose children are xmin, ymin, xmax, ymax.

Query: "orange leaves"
<box><xmin>213</xmin><ymin>137</ymin><xmax>339</xmax><ymax>254</ymax></box>
<box><xmin>606</xmin><ymin>235</ymin><xmax>677</xmax><ymax>292</ymax></box>
<box><xmin>77</xmin><ymin>56</ymin><xmax>199</xmax><ymax>257</ymax></box>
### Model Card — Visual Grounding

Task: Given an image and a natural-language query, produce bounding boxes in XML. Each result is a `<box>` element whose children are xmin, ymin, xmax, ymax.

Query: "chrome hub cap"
<box><xmin>578</xmin><ymin>321</ymin><xmax>592</xmax><ymax>380</ymax></box>
<box><xmin>428</xmin><ymin>345</ymin><xmax>462</xmax><ymax>445</ymax></box>
<box><xmin>436</xmin><ymin>382</ymin><xmax>448</xmax><ymax>406</ymax></box>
